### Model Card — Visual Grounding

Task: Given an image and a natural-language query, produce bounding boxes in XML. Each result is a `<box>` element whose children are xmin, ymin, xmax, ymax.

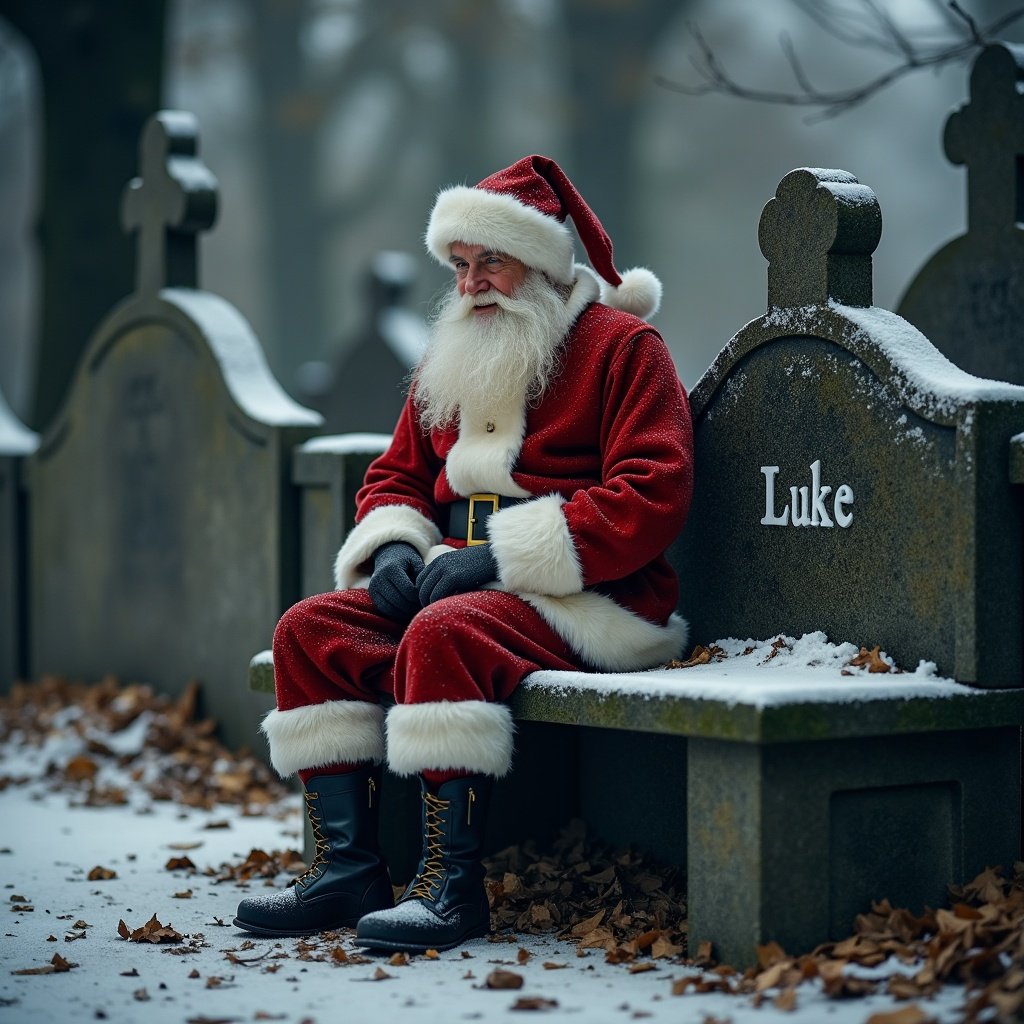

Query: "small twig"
<box><xmin>948</xmin><ymin>0</ymin><xmax>984</xmax><ymax>43</ymax></box>
<box><xmin>779</xmin><ymin>30</ymin><xmax>817</xmax><ymax>94</ymax></box>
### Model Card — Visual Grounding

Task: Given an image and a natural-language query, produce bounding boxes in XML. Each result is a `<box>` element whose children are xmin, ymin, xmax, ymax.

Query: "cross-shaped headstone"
<box><xmin>944</xmin><ymin>42</ymin><xmax>1024</xmax><ymax>235</ymax></box>
<box><xmin>758</xmin><ymin>167</ymin><xmax>881</xmax><ymax>310</ymax></box>
<box><xmin>120</xmin><ymin>110</ymin><xmax>218</xmax><ymax>296</ymax></box>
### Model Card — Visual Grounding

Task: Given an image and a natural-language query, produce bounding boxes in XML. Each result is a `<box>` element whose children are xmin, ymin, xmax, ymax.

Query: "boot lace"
<box><xmin>404</xmin><ymin>792</ymin><xmax>449</xmax><ymax>901</ymax></box>
<box><xmin>295</xmin><ymin>791</ymin><xmax>331</xmax><ymax>889</ymax></box>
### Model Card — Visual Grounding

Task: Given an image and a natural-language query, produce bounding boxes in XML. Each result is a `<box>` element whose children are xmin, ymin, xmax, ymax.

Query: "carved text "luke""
<box><xmin>760</xmin><ymin>461</ymin><xmax>854</xmax><ymax>528</ymax></box>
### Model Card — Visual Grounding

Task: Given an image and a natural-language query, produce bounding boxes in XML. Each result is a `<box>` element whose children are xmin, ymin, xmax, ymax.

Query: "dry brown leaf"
<box><xmin>864</xmin><ymin>1006</ymin><xmax>937</xmax><ymax>1024</ymax></box>
<box><xmin>628</xmin><ymin>962</ymin><xmax>658</xmax><ymax>974</ymax></box>
<box><xmin>755</xmin><ymin>941</ymin><xmax>788</xmax><ymax>969</ymax></box>
<box><xmin>64</xmin><ymin>755</ymin><xmax>98</xmax><ymax>781</ymax></box>
<box><xmin>651</xmin><ymin>935</ymin><xmax>683</xmax><ymax>959</ymax></box>
<box><xmin>12</xmin><ymin>953</ymin><xmax>78</xmax><ymax>975</ymax></box>
<box><xmin>388</xmin><ymin>952</ymin><xmax>409</xmax><ymax>967</ymax></box>
<box><xmin>510</xmin><ymin>997</ymin><xmax>559</xmax><ymax>1011</ymax></box>
<box><xmin>485</xmin><ymin>968</ymin><xmax>524</xmax><ymax>990</ymax></box>
<box><xmin>371</xmin><ymin>967</ymin><xmax>392</xmax><ymax>981</ymax></box>
<box><xmin>773</xmin><ymin>987</ymin><xmax>797</xmax><ymax>1012</ymax></box>
<box><xmin>87</xmin><ymin>865</ymin><xmax>116</xmax><ymax>881</ymax></box>
<box><xmin>849</xmin><ymin>645</ymin><xmax>892</xmax><ymax>674</ymax></box>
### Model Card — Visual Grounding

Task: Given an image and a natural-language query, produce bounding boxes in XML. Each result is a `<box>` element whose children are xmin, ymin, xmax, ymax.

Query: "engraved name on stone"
<box><xmin>760</xmin><ymin>461</ymin><xmax>854</xmax><ymax>528</ymax></box>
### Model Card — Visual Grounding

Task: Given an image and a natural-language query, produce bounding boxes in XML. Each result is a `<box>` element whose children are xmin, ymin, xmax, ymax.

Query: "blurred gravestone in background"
<box><xmin>0</xmin><ymin>386</ymin><xmax>36</xmax><ymax>689</ymax></box>
<box><xmin>301</xmin><ymin>251</ymin><xmax>425</xmax><ymax>434</ymax></box>
<box><xmin>898</xmin><ymin>42</ymin><xmax>1024</xmax><ymax>385</ymax></box>
<box><xmin>0</xmin><ymin>0</ymin><xmax>166</xmax><ymax>431</ymax></box>
<box><xmin>26</xmin><ymin>111</ymin><xmax>322</xmax><ymax>750</ymax></box>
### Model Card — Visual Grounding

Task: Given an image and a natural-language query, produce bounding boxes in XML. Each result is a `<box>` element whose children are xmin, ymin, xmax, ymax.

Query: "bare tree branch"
<box><xmin>656</xmin><ymin>0</ymin><xmax>1024</xmax><ymax>122</ymax></box>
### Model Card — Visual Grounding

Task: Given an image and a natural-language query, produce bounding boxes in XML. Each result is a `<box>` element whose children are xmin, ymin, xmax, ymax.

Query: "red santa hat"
<box><xmin>425</xmin><ymin>154</ymin><xmax>662</xmax><ymax>319</ymax></box>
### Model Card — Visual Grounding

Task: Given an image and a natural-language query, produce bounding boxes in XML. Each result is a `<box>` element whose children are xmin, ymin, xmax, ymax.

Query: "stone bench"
<box><xmin>249</xmin><ymin>643</ymin><xmax>1024</xmax><ymax>967</ymax></box>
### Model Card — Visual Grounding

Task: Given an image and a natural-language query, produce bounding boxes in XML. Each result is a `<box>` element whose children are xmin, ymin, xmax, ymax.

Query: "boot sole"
<box><xmin>232</xmin><ymin>916</ymin><xmax>358</xmax><ymax>938</ymax></box>
<box><xmin>354</xmin><ymin>921</ymin><xmax>489</xmax><ymax>954</ymax></box>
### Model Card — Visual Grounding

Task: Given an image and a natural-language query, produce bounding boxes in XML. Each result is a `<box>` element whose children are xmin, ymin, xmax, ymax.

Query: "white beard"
<box><xmin>414</xmin><ymin>270</ymin><xmax>574</xmax><ymax>432</ymax></box>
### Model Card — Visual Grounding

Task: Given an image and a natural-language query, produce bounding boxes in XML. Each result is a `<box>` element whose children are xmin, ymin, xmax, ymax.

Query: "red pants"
<box><xmin>273</xmin><ymin>588</ymin><xmax>585</xmax><ymax>711</ymax></box>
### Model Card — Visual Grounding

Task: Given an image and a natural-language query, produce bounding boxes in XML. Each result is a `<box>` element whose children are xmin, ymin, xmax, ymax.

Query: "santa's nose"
<box><xmin>463</xmin><ymin>265</ymin><xmax>490</xmax><ymax>293</ymax></box>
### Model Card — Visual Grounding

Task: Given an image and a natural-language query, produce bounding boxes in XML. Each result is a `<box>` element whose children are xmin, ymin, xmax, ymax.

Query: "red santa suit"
<box><xmin>262</xmin><ymin>156</ymin><xmax>694</xmax><ymax>785</ymax></box>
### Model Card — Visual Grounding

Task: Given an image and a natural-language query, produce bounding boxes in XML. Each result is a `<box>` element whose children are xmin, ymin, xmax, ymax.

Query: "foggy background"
<box><xmin>2</xmin><ymin>0</ymin><xmax>1021</xmax><ymax>428</ymax></box>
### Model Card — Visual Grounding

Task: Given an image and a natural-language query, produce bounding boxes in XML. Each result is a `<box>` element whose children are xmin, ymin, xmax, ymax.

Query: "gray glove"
<box><xmin>368</xmin><ymin>541</ymin><xmax>424</xmax><ymax>620</ymax></box>
<box><xmin>416</xmin><ymin>544</ymin><xmax>498</xmax><ymax>606</ymax></box>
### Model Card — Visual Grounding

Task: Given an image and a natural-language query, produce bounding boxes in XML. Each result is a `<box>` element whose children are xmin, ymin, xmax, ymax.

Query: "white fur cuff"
<box><xmin>386</xmin><ymin>701</ymin><xmax>515</xmax><ymax>778</ymax></box>
<box><xmin>261</xmin><ymin>701</ymin><xmax>385</xmax><ymax>778</ymax></box>
<box><xmin>334</xmin><ymin>504</ymin><xmax>442</xmax><ymax>590</ymax></box>
<box><xmin>488</xmin><ymin>494</ymin><xmax>584</xmax><ymax>596</ymax></box>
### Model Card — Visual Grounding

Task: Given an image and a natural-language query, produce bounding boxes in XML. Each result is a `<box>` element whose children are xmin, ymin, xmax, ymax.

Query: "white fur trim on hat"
<box><xmin>334</xmin><ymin>503</ymin><xmax>442</xmax><ymax>590</ymax></box>
<box><xmin>488</xmin><ymin>493</ymin><xmax>584</xmax><ymax>597</ymax></box>
<box><xmin>386</xmin><ymin>700</ymin><xmax>516</xmax><ymax>778</ymax></box>
<box><xmin>261</xmin><ymin>701</ymin><xmax>385</xmax><ymax>778</ymax></box>
<box><xmin>426</xmin><ymin>185</ymin><xmax>575</xmax><ymax>284</ymax></box>
<box><xmin>600</xmin><ymin>267</ymin><xmax>662</xmax><ymax>320</ymax></box>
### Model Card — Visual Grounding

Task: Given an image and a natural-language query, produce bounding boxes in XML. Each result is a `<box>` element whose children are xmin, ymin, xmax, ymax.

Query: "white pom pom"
<box><xmin>600</xmin><ymin>267</ymin><xmax>662</xmax><ymax>319</ymax></box>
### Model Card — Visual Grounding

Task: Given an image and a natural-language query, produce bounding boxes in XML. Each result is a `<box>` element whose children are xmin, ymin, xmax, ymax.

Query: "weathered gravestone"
<box><xmin>0</xmin><ymin>389</ymin><xmax>38</xmax><ymax>689</ymax></box>
<box><xmin>27</xmin><ymin>110</ymin><xmax>322</xmax><ymax>750</ymax></box>
<box><xmin>671</xmin><ymin>166</ymin><xmax>1024</xmax><ymax>963</ymax></box>
<box><xmin>680</xmin><ymin>166</ymin><xmax>1024</xmax><ymax>688</ymax></box>
<box><xmin>310</xmin><ymin>252</ymin><xmax>426</xmax><ymax>434</ymax></box>
<box><xmin>898</xmin><ymin>42</ymin><xmax>1024</xmax><ymax>384</ymax></box>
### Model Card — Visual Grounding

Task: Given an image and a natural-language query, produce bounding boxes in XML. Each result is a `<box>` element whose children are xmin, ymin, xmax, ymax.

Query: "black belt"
<box><xmin>446</xmin><ymin>494</ymin><xmax>531</xmax><ymax>545</ymax></box>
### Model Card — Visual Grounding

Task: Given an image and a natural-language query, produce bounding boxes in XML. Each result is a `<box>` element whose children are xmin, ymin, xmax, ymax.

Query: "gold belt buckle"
<box><xmin>467</xmin><ymin>493</ymin><xmax>499</xmax><ymax>546</ymax></box>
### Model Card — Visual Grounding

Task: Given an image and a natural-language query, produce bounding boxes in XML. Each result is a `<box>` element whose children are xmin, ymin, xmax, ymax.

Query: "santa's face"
<box><xmin>449</xmin><ymin>242</ymin><xmax>527</xmax><ymax>316</ymax></box>
<box><xmin>414</xmin><ymin>263</ymin><xmax>574</xmax><ymax>432</ymax></box>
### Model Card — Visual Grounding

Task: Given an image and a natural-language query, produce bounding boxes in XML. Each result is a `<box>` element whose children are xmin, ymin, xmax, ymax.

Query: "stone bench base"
<box><xmin>249</xmin><ymin>651</ymin><xmax>1024</xmax><ymax>967</ymax></box>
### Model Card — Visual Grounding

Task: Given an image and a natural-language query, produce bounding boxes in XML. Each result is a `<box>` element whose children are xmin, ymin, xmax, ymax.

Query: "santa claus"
<box><xmin>234</xmin><ymin>155</ymin><xmax>694</xmax><ymax>953</ymax></box>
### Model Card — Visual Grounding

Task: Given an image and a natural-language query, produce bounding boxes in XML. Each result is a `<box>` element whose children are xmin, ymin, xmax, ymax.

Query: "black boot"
<box><xmin>355</xmin><ymin>775</ymin><xmax>491</xmax><ymax>953</ymax></box>
<box><xmin>233</xmin><ymin>765</ymin><xmax>393</xmax><ymax>936</ymax></box>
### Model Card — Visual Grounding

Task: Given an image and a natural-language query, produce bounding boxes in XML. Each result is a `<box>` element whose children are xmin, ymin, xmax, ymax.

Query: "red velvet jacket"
<box><xmin>334</xmin><ymin>271</ymin><xmax>694</xmax><ymax>671</ymax></box>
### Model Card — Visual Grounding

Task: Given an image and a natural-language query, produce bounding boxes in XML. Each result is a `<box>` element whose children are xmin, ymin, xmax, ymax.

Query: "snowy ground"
<box><xmin>0</xmin><ymin>764</ymin><xmax>972</xmax><ymax>1024</ymax></box>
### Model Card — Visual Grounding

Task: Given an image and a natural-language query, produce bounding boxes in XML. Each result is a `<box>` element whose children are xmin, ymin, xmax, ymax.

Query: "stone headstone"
<box><xmin>898</xmin><ymin>42</ymin><xmax>1024</xmax><ymax>384</ymax></box>
<box><xmin>0</xmin><ymin>389</ymin><xmax>38</xmax><ymax>689</ymax></box>
<box><xmin>310</xmin><ymin>252</ymin><xmax>425</xmax><ymax>434</ymax></box>
<box><xmin>27</xmin><ymin>110</ymin><xmax>322</xmax><ymax>750</ymax></box>
<box><xmin>677</xmin><ymin>166</ymin><xmax>1024</xmax><ymax>688</ymax></box>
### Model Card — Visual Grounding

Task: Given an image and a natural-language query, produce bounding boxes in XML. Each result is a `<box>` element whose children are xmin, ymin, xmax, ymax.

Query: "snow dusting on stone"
<box><xmin>526</xmin><ymin>631</ymin><xmax>978</xmax><ymax>709</ymax></box>
<box><xmin>162</xmin><ymin>288</ymin><xmax>324</xmax><ymax>427</ymax></box>
<box><xmin>299</xmin><ymin>433</ymin><xmax>393</xmax><ymax>455</ymax></box>
<box><xmin>831</xmin><ymin>302</ymin><xmax>1024</xmax><ymax>415</ymax></box>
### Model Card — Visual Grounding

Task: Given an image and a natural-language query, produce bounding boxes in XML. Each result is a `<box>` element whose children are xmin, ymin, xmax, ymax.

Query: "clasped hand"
<box><xmin>368</xmin><ymin>541</ymin><xmax>498</xmax><ymax>619</ymax></box>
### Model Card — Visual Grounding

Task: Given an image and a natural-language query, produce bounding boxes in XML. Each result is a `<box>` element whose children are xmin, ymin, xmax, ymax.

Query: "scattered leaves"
<box><xmin>117</xmin><ymin>913</ymin><xmax>183</xmax><ymax>944</ymax></box>
<box><xmin>0</xmin><ymin>675</ymin><xmax>289</xmax><ymax>811</ymax></box>
<box><xmin>484</xmin><ymin>819</ymin><xmax>686</xmax><ymax>958</ymax></box>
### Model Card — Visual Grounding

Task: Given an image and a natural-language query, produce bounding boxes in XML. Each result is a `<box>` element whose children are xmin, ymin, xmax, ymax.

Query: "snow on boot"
<box><xmin>233</xmin><ymin>766</ymin><xmax>393</xmax><ymax>936</ymax></box>
<box><xmin>355</xmin><ymin>775</ymin><xmax>491</xmax><ymax>953</ymax></box>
